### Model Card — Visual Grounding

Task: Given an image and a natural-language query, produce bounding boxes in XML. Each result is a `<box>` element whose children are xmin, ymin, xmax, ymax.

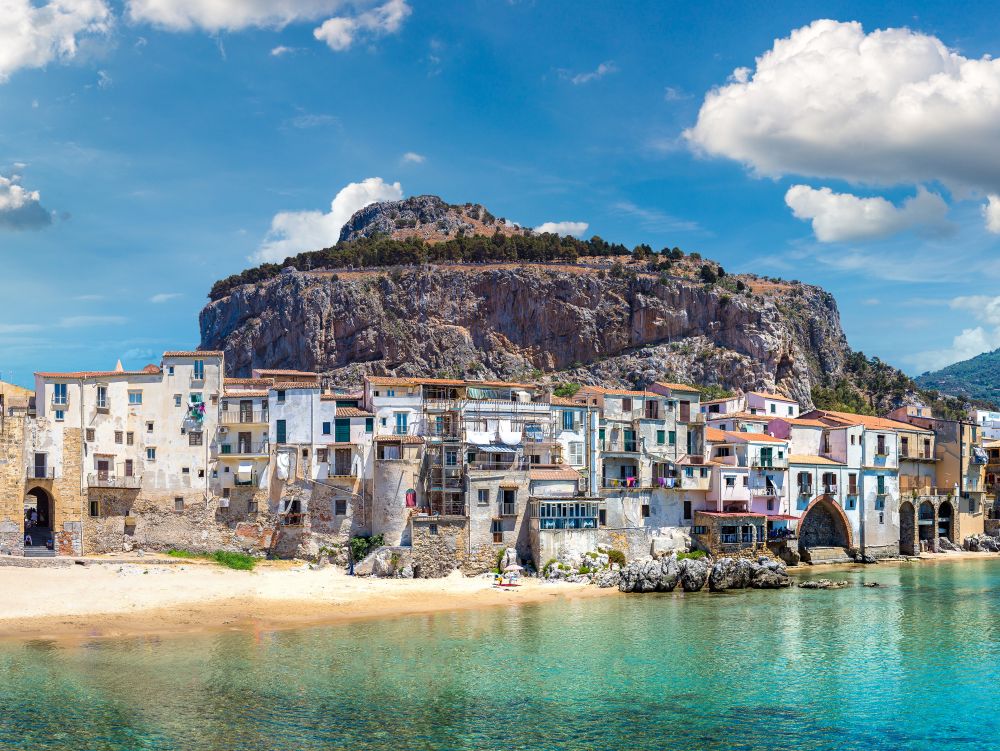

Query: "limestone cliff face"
<box><xmin>199</xmin><ymin>262</ymin><xmax>849</xmax><ymax>407</ymax></box>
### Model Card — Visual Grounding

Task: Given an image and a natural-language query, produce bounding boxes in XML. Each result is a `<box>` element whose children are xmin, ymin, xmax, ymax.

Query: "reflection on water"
<box><xmin>1</xmin><ymin>561</ymin><xmax>1000</xmax><ymax>750</ymax></box>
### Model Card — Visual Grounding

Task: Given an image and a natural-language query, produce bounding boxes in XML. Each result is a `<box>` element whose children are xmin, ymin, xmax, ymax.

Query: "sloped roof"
<box><xmin>336</xmin><ymin>407</ymin><xmax>373</xmax><ymax>418</ymax></box>
<box><xmin>528</xmin><ymin>467</ymin><xmax>583</xmax><ymax>481</ymax></box>
<box><xmin>771</xmin><ymin>417</ymin><xmax>828</xmax><ymax>428</ymax></box>
<box><xmin>163</xmin><ymin>351</ymin><xmax>223</xmax><ymax>358</ymax></box>
<box><xmin>36</xmin><ymin>365</ymin><xmax>161</xmax><ymax>379</ymax></box>
<box><xmin>749</xmin><ymin>391</ymin><xmax>797</xmax><ymax>403</ymax></box>
<box><xmin>808</xmin><ymin>409</ymin><xmax>931</xmax><ymax>433</ymax></box>
<box><xmin>788</xmin><ymin>454</ymin><xmax>845</xmax><ymax>466</ymax></box>
<box><xmin>652</xmin><ymin>381</ymin><xmax>701</xmax><ymax>393</ymax></box>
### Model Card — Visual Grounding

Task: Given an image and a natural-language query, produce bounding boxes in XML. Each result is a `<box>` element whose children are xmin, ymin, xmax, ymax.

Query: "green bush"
<box><xmin>606</xmin><ymin>549</ymin><xmax>626</xmax><ymax>567</ymax></box>
<box><xmin>167</xmin><ymin>549</ymin><xmax>256</xmax><ymax>571</ymax></box>
<box><xmin>676</xmin><ymin>550</ymin><xmax>706</xmax><ymax>560</ymax></box>
<box><xmin>350</xmin><ymin>534</ymin><xmax>385</xmax><ymax>563</ymax></box>
<box><xmin>553</xmin><ymin>382</ymin><xmax>581</xmax><ymax>397</ymax></box>
<box><xmin>543</xmin><ymin>558</ymin><xmax>558</xmax><ymax>576</ymax></box>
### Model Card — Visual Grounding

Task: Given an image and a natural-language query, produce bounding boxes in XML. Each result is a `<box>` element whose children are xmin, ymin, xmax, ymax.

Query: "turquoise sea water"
<box><xmin>2</xmin><ymin>560</ymin><xmax>1000</xmax><ymax>750</ymax></box>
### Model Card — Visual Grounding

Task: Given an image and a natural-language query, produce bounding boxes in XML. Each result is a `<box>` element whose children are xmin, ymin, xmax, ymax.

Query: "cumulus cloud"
<box><xmin>534</xmin><ymin>221</ymin><xmax>589</xmax><ymax>237</ymax></box>
<box><xmin>256</xmin><ymin>177</ymin><xmax>403</xmax><ymax>263</ymax></box>
<box><xmin>909</xmin><ymin>295</ymin><xmax>1000</xmax><ymax>371</ymax></box>
<box><xmin>401</xmin><ymin>151</ymin><xmax>425</xmax><ymax>164</ymax></box>
<box><xmin>313</xmin><ymin>0</ymin><xmax>410</xmax><ymax>51</ymax></box>
<box><xmin>686</xmin><ymin>20</ymin><xmax>1000</xmax><ymax>197</ymax></box>
<box><xmin>126</xmin><ymin>0</ymin><xmax>341</xmax><ymax>31</ymax></box>
<box><xmin>0</xmin><ymin>174</ymin><xmax>53</xmax><ymax>231</ymax></box>
<box><xmin>565</xmin><ymin>61</ymin><xmax>617</xmax><ymax>85</ymax></box>
<box><xmin>0</xmin><ymin>0</ymin><xmax>111</xmax><ymax>81</ymax></box>
<box><xmin>984</xmin><ymin>195</ymin><xmax>1000</xmax><ymax>234</ymax></box>
<box><xmin>785</xmin><ymin>185</ymin><xmax>950</xmax><ymax>242</ymax></box>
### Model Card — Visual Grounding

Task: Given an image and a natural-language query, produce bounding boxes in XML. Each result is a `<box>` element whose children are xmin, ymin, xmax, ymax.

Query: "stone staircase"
<box><xmin>24</xmin><ymin>547</ymin><xmax>56</xmax><ymax>558</ymax></box>
<box><xmin>801</xmin><ymin>546</ymin><xmax>853</xmax><ymax>564</ymax></box>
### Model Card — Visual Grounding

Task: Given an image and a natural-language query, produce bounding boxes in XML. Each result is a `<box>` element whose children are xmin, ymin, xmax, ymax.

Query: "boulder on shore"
<box><xmin>964</xmin><ymin>534</ymin><xmax>1000</xmax><ymax>553</ymax></box>
<box><xmin>678</xmin><ymin>558</ymin><xmax>710</xmax><ymax>592</ymax></box>
<box><xmin>937</xmin><ymin>536</ymin><xmax>962</xmax><ymax>553</ymax></box>
<box><xmin>618</xmin><ymin>556</ymin><xmax>680</xmax><ymax>593</ymax></box>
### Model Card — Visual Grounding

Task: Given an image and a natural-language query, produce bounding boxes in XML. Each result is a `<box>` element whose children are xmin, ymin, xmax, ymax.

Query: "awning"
<box><xmin>483</xmin><ymin>444</ymin><xmax>517</xmax><ymax>454</ymax></box>
<box><xmin>237</xmin><ymin>462</ymin><xmax>253</xmax><ymax>480</ymax></box>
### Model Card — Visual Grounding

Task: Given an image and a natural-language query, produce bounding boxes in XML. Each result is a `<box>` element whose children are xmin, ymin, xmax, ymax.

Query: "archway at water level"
<box><xmin>798</xmin><ymin>496</ymin><xmax>853</xmax><ymax>552</ymax></box>
<box><xmin>899</xmin><ymin>501</ymin><xmax>915</xmax><ymax>556</ymax></box>
<box><xmin>23</xmin><ymin>487</ymin><xmax>54</xmax><ymax>550</ymax></box>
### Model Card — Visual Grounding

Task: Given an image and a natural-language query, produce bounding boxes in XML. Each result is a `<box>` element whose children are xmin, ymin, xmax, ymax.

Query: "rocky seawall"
<box><xmin>200</xmin><ymin>262</ymin><xmax>849</xmax><ymax>404</ymax></box>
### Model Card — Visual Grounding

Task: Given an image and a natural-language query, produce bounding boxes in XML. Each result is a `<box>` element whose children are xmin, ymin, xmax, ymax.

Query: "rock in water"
<box><xmin>596</xmin><ymin>569</ymin><xmax>622</xmax><ymax>588</ymax></box>
<box><xmin>678</xmin><ymin>558</ymin><xmax>710</xmax><ymax>592</ymax></box>
<box><xmin>964</xmin><ymin>534</ymin><xmax>1000</xmax><ymax>553</ymax></box>
<box><xmin>618</xmin><ymin>556</ymin><xmax>680</xmax><ymax>593</ymax></box>
<box><xmin>708</xmin><ymin>557</ymin><xmax>738</xmax><ymax>592</ymax></box>
<box><xmin>750</xmin><ymin>568</ymin><xmax>791</xmax><ymax>588</ymax></box>
<box><xmin>937</xmin><ymin>536</ymin><xmax>962</xmax><ymax>552</ymax></box>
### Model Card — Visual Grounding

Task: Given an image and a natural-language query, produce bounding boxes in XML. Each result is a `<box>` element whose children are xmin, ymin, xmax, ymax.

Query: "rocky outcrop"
<box><xmin>201</xmin><ymin>261</ymin><xmax>849</xmax><ymax>404</ymax></box>
<box><xmin>964</xmin><ymin>534</ymin><xmax>1000</xmax><ymax>553</ymax></box>
<box><xmin>938</xmin><ymin>536</ymin><xmax>962</xmax><ymax>552</ymax></box>
<box><xmin>619</xmin><ymin>557</ymin><xmax>680</xmax><ymax>593</ymax></box>
<box><xmin>339</xmin><ymin>195</ymin><xmax>523</xmax><ymax>244</ymax></box>
<box><xmin>620</xmin><ymin>554</ymin><xmax>789</xmax><ymax>593</ymax></box>
<box><xmin>678</xmin><ymin>558</ymin><xmax>710</xmax><ymax>592</ymax></box>
<box><xmin>354</xmin><ymin>546</ymin><xmax>413</xmax><ymax>578</ymax></box>
<box><xmin>799</xmin><ymin>579</ymin><xmax>850</xmax><ymax>589</ymax></box>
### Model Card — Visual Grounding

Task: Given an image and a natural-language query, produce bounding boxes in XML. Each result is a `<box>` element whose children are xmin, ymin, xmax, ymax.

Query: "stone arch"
<box><xmin>24</xmin><ymin>485</ymin><xmax>54</xmax><ymax>548</ymax></box>
<box><xmin>918</xmin><ymin>500</ymin><xmax>936</xmax><ymax>544</ymax></box>
<box><xmin>899</xmin><ymin>500</ymin><xmax>916</xmax><ymax>556</ymax></box>
<box><xmin>798</xmin><ymin>495</ymin><xmax>853</xmax><ymax>551</ymax></box>
<box><xmin>937</xmin><ymin>500</ymin><xmax>954</xmax><ymax>543</ymax></box>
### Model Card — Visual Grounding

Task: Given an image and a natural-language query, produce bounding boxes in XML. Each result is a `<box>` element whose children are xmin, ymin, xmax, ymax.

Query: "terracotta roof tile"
<box><xmin>271</xmin><ymin>381</ymin><xmax>320</xmax><ymax>390</ymax></box>
<box><xmin>770</xmin><ymin>417</ymin><xmax>828</xmax><ymax>428</ymax></box>
<box><xmin>788</xmin><ymin>454</ymin><xmax>845</xmax><ymax>466</ymax></box>
<box><xmin>336</xmin><ymin>407</ymin><xmax>373</xmax><ymax>417</ymax></box>
<box><xmin>35</xmin><ymin>367</ymin><xmax>162</xmax><ymax>379</ymax></box>
<box><xmin>528</xmin><ymin>468</ymin><xmax>583</xmax><ymax>481</ymax></box>
<box><xmin>652</xmin><ymin>381</ymin><xmax>701</xmax><ymax>393</ymax></box>
<box><xmin>374</xmin><ymin>434</ymin><xmax>424</xmax><ymax>444</ymax></box>
<box><xmin>223</xmin><ymin>390</ymin><xmax>268</xmax><ymax>397</ymax></box>
<box><xmin>224</xmin><ymin>377</ymin><xmax>273</xmax><ymax>386</ymax></box>
<box><xmin>807</xmin><ymin>409</ymin><xmax>929</xmax><ymax>432</ymax></box>
<box><xmin>748</xmin><ymin>391</ymin><xmax>797</xmax><ymax>403</ymax></box>
<box><xmin>163</xmin><ymin>351</ymin><xmax>223</xmax><ymax>358</ymax></box>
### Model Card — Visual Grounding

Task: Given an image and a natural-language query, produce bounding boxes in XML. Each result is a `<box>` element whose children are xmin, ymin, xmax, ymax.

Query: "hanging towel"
<box><xmin>276</xmin><ymin>452</ymin><xmax>290</xmax><ymax>480</ymax></box>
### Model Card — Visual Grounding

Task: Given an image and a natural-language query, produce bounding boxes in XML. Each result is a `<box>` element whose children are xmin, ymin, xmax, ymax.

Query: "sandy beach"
<box><xmin>0</xmin><ymin>558</ymin><xmax>615</xmax><ymax>642</ymax></box>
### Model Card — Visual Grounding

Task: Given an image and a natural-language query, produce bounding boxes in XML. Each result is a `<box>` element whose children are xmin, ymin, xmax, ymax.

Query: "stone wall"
<box><xmin>0</xmin><ymin>411</ymin><xmax>25</xmax><ymax>555</ymax></box>
<box><xmin>373</xmin><ymin>458</ymin><xmax>421</xmax><ymax>546</ymax></box>
<box><xmin>410</xmin><ymin>516</ymin><xmax>466</xmax><ymax>578</ymax></box>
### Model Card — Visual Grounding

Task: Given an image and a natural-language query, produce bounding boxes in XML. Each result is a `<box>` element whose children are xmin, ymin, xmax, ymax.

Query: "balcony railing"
<box><xmin>221</xmin><ymin>410</ymin><xmax>268</xmax><ymax>425</ymax></box>
<box><xmin>51</xmin><ymin>396</ymin><xmax>69</xmax><ymax>408</ymax></box>
<box><xmin>280</xmin><ymin>512</ymin><xmax>306</xmax><ymax>526</ymax></box>
<box><xmin>500</xmin><ymin>503</ymin><xmax>517</xmax><ymax>516</ymax></box>
<box><xmin>468</xmin><ymin>459</ymin><xmax>529</xmax><ymax>471</ymax></box>
<box><xmin>720</xmin><ymin>533</ymin><xmax>756</xmax><ymax>544</ymax></box>
<box><xmin>602</xmin><ymin>439</ymin><xmax>638</xmax><ymax>453</ymax></box>
<box><xmin>751</xmin><ymin>457</ymin><xmax>789</xmax><ymax>469</ymax></box>
<box><xmin>219</xmin><ymin>441</ymin><xmax>270</xmax><ymax>455</ymax></box>
<box><xmin>88</xmin><ymin>473</ymin><xmax>141</xmax><ymax>489</ymax></box>
<box><xmin>26</xmin><ymin>467</ymin><xmax>54</xmax><ymax>480</ymax></box>
<box><xmin>234</xmin><ymin>471</ymin><xmax>258</xmax><ymax>487</ymax></box>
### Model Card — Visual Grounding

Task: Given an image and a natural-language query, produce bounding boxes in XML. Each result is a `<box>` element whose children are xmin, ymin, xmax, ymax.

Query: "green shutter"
<box><xmin>276</xmin><ymin>420</ymin><xmax>286</xmax><ymax>443</ymax></box>
<box><xmin>365</xmin><ymin>418</ymin><xmax>373</xmax><ymax>433</ymax></box>
<box><xmin>335</xmin><ymin>418</ymin><xmax>351</xmax><ymax>443</ymax></box>
<box><xmin>668</xmin><ymin>430</ymin><xmax>676</xmax><ymax>445</ymax></box>
<box><xmin>656</xmin><ymin>430</ymin><xmax>665</xmax><ymax>445</ymax></box>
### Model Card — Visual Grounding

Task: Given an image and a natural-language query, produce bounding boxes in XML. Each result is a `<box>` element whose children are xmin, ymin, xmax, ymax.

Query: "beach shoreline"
<box><xmin>1</xmin><ymin>550</ymin><xmax>996</xmax><ymax>643</ymax></box>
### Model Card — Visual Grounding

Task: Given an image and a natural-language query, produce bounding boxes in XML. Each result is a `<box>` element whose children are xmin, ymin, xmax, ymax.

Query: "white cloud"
<box><xmin>785</xmin><ymin>185</ymin><xmax>950</xmax><ymax>242</ymax></box>
<box><xmin>150</xmin><ymin>292</ymin><xmax>182</xmax><ymax>303</ymax></box>
<box><xmin>566</xmin><ymin>60</ymin><xmax>616</xmax><ymax>85</ymax></box>
<box><xmin>401</xmin><ymin>151</ymin><xmax>425</xmax><ymax>164</ymax></box>
<box><xmin>0</xmin><ymin>174</ymin><xmax>53</xmax><ymax>230</ymax></box>
<box><xmin>256</xmin><ymin>177</ymin><xmax>403</xmax><ymax>263</ymax></box>
<box><xmin>313</xmin><ymin>0</ymin><xmax>410</xmax><ymax>51</ymax></box>
<box><xmin>613</xmin><ymin>201</ymin><xmax>700</xmax><ymax>233</ymax></box>
<box><xmin>663</xmin><ymin>86</ymin><xmax>689</xmax><ymax>101</ymax></box>
<box><xmin>534</xmin><ymin>221</ymin><xmax>589</xmax><ymax>237</ymax></box>
<box><xmin>686</xmin><ymin>20</ymin><xmax>1000</xmax><ymax>197</ymax></box>
<box><xmin>984</xmin><ymin>195</ymin><xmax>1000</xmax><ymax>234</ymax></box>
<box><xmin>270</xmin><ymin>45</ymin><xmax>296</xmax><ymax>56</ymax></box>
<box><xmin>126</xmin><ymin>0</ymin><xmax>341</xmax><ymax>31</ymax></box>
<box><xmin>908</xmin><ymin>294</ymin><xmax>1000</xmax><ymax>371</ymax></box>
<box><xmin>97</xmin><ymin>68</ymin><xmax>111</xmax><ymax>88</ymax></box>
<box><xmin>0</xmin><ymin>0</ymin><xmax>111</xmax><ymax>81</ymax></box>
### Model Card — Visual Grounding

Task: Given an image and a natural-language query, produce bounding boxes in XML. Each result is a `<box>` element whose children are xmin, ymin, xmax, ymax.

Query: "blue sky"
<box><xmin>4</xmin><ymin>0</ymin><xmax>1000</xmax><ymax>388</ymax></box>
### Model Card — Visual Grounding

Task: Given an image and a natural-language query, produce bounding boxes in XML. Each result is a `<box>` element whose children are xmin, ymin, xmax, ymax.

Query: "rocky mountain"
<box><xmin>915</xmin><ymin>348</ymin><xmax>1000</xmax><ymax>403</ymax></box>
<box><xmin>199</xmin><ymin>196</ymin><xmax>974</xmax><ymax>415</ymax></box>
<box><xmin>338</xmin><ymin>195</ymin><xmax>524</xmax><ymax>244</ymax></box>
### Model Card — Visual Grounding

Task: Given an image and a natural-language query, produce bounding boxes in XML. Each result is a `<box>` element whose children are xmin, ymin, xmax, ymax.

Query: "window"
<box><xmin>335</xmin><ymin>418</ymin><xmax>351</xmax><ymax>443</ymax></box>
<box><xmin>189</xmin><ymin>393</ymin><xmax>203</xmax><ymax>405</ymax></box>
<box><xmin>167</xmin><ymin>365</ymin><xmax>174</xmax><ymax>376</ymax></box>
<box><xmin>302</xmin><ymin>448</ymin><xmax>309</xmax><ymax>458</ymax></box>
<box><xmin>174</xmin><ymin>394</ymin><xmax>182</xmax><ymax>407</ymax></box>
<box><xmin>599</xmin><ymin>508</ymin><xmax>607</xmax><ymax>526</ymax></box>
<box><xmin>875</xmin><ymin>496</ymin><xmax>885</xmax><ymax>510</ymax></box>
<box><xmin>394</xmin><ymin>412</ymin><xmax>408</xmax><ymax>435</ymax></box>
<box><xmin>146</xmin><ymin>447</ymin><xmax>156</xmax><ymax>461</ymax></box>
<box><xmin>879</xmin><ymin>512</ymin><xmax>885</xmax><ymax>524</ymax></box>
<box><xmin>189</xmin><ymin>431</ymin><xmax>203</xmax><ymax>446</ymax></box>
<box><xmin>193</xmin><ymin>360</ymin><xmax>204</xmax><ymax>380</ymax></box>
<box><xmin>478</xmin><ymin>489</ymin><xmax>490</xmax><ymax>505</ymax></box>
<box><xmin>656</xmin><ymin>430</ymin><xmax>665</xmax><ymax>445</ymax></box>
<box><xmin>563</xmin><ymin>410</ymin><xmax>575</xmax><ymax>430</ymax></box>
<box><xmin>445</xmin><ymin>450</ymin><xmax>458</xmax><ymax>466</ymax></box>
<box><xmin>248</xmin><ymin>499</ymin><xmax>258</xmax><ymax>513</ymax></box>
<box><xmin>335</xmin><ymin>498</ymin><xmax>348</xmax><ymax>515</ymax></box>
<box><xmin>798</xmin><ymin>471</ymin><xmax>812</xmax><ymax>494</ymax></box>
<box><xmin>429</xmin><ymin>523</ymin><xmax>438</xmax><ymax>535</ymax></box>
<box><xmin>692</xmin><ymin>525</ymin><xmax>707</xmax><ymax>535</ymax></box>
<box><xmin>641</xmin><ymin>504</ymin><xmax>651</xmax><ymax>518</ymax></box>
<box><xmin>700</xmin><ymin>467</ymin><xmax>709</xmax><ymax>478</ymax></box>
<box><xmin>848</xmin><ymin>473</ymin><xmax>858</xmax><ymax>495</ymax></box>
<box><xmin>900</xmin><ymin>436</ymin><xmax>909</xmax><ymax>457</ymax></box>
<box><xmin>53</xmin><ymin>383</ymin><xmax>67</xmax><ymax>405</ymax></box>
<box><xmin>55</xmin><ymin>410</ymin><xmax>64</xmax><ymax>421</ymax></box>
<box><xmin>568</xmin><ymin>441</ymin><xmax>584</xmax><ymax>465</ymax></box>
<box><xmin>322</xmin><ymin>421</ymin><xmax>331</xmax><ymax>435</ymax></box>
<box><xmin>877</xmin><ymin>475</ymin><xmax>886</xmax><ymax>495</ymax></box>
<box><xmin>174</xmin><ymin>497</ymin><xmax>184</xmax><ymax>512</ymax></box>
<box><xmin>725</xmin><ymin>476</ymin><xmax>736</xmax><ymax>488</ymax></box>
<box><xmin>198</xmin><ymin>469</ymin><xmax>204</xmax><ymax>478</ymax></box>
<box><xmin>182</xmin><ymin>467</ymin><xmax>190</xmax><ymax>475</ymax></box>
<box><xmin>96</xmin><ymin>386</ymin><xmax>108</xmax><ymax>409</ymax></box>
<box><xmin>683</xmin><ymin>501</ymin><xmax>692</xmax><ymax>520</ymax></box>
<box><xmin>381</xmin><ymin>417</ymin><xmax>387</xmax><ymax>427</ymax></box>
<box><xmin>146</xmin><ymin>421</ymin><xmax>154</xmax><ymax>432</ymax></box>
<box><xmin>850</xmin><ymin>434</ymin><xmax>856</xmax><ymax>445</ymax></box>
<box><xmin>668</xmin><ymin>430</ymin><xmax>676</xmax><ymax>446</ymax></box>
<box><xmin>622</xmin><ymin>397</ymin><xmax>632</xmax><ymax>413</ymax></box>
<box><xmin>386</xmin><ymin>389</ymin><xmax>395</xmax><ymax>397</ymax></box>
<box><xmin>788</xmin><ymin>406</ymin><xmax>794</xmax><ymax>416</ymax></box>
<box><xmin>85</xmin><ymin>428</ymin><xmax>95</xmax><ymax>442</ymax></box>
<box><xmin>222</xmin><ymin>487</ymin><xmax>230</xmax><ymax>499</ymax></box>
<box><xmin>769</xmin><ymin>403</ymin><xmax>776</xmax><ymax>414</ymax></box>
<box><xmin>89</xmin><ymin>500</ymin><xmax>100</xmax><ymax>517</ymax></box>
<box><xmin>128</xmin><ymin>390</ymin><xmax>142</xmax><ymax>405</ymax></box>
<box><xmin>767</xmin><ymin>498</ymin><xmax>774</xmax><ymax>511</ymax></box>
<box><xmin>277</xmin><ymin>390</ymin><xmax>286</xmax><ymax>403</ymax></box>
<box><xmin>317</xmin><ymin>448</ymin><xmax>329</xmax><ymax>463</ymax></box>
<box><xmin>846</xmin><ymin>496</ymin><xmax>856</xmax><ymax>510</ymax></box>
<box><xmin>365</xmin><ymin>418</ymin><xmax>373</xmax><ymax>433</ymax></box>
<box><xmin>276</xmin><ymin>419</ymin><xmax>287</xmax><ymax>443</ymax></box>
<box><xmin>877</xmin><ymin>434</ymin><xmax>887</xmax><ymax>455</ymax></box>
<box><xmin>491</xmin><ymin>519</ymin><xmax>504</xmax><ymax>543</ymax></box>
<box><xmin>742</xmin><ymin>475</ymin><xmax>748</xmax><ymax>487</ymax></box>
<box><xmin>126</xmin><ymin>432</ymin><xmax>134</xmax><ymax>446</ymax></box>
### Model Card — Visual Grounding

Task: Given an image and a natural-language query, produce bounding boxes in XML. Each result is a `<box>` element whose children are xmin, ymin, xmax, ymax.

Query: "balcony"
<box><xmin>88</xmin><ymin>473</ymin><xmax>141</xmax><ymax>489</ymax></box>
<box><xmin>751</xmin><ymin>457</ymin><xmax>789</xmax><ymax>469</ymax></box>
<box><xmin>221</xmin><ymin>409</ymin><xmax>268</xmax><ymax>425</ymax></box>
<box><xmin>51</xmin><ymin>396</ymin><xmax>69</xmax><ymax>409</ymax></box>
<box><xmin>26</xmin><ymin>467</ymin><xmax>54</xmax><ymax>480</ymax></box>
<box><xmin>468</xmin><ymin>459</ymin><xmax>529</xmax><ymax>471</ymax></box>
<box><xmin>601</xmin><ymin>438</ymin><xmax>638</xmax><ymax>453</ymax></box>
<box><xmin>96</xmin><ymin>399</ymin><xmax>110</xmax><ymax>414</ymax></box>
<box><xmin>219</xmin><ymin>441</ymin><xmax>269</xmax><ymax>456</ymax></box>
<box><xmin>234</xmin><ymin>471</ymin><xmax>258</xmax><ymax>487</ymax></box>
<box><xmin>280</xmin><ymin>512</ymin><xmax>306</xmax><ymax>527</ymax></box>
<box><xmin>501</xmin><ymin>502</ymin><xmax>517</xmax><ymax>516</ymax></box>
